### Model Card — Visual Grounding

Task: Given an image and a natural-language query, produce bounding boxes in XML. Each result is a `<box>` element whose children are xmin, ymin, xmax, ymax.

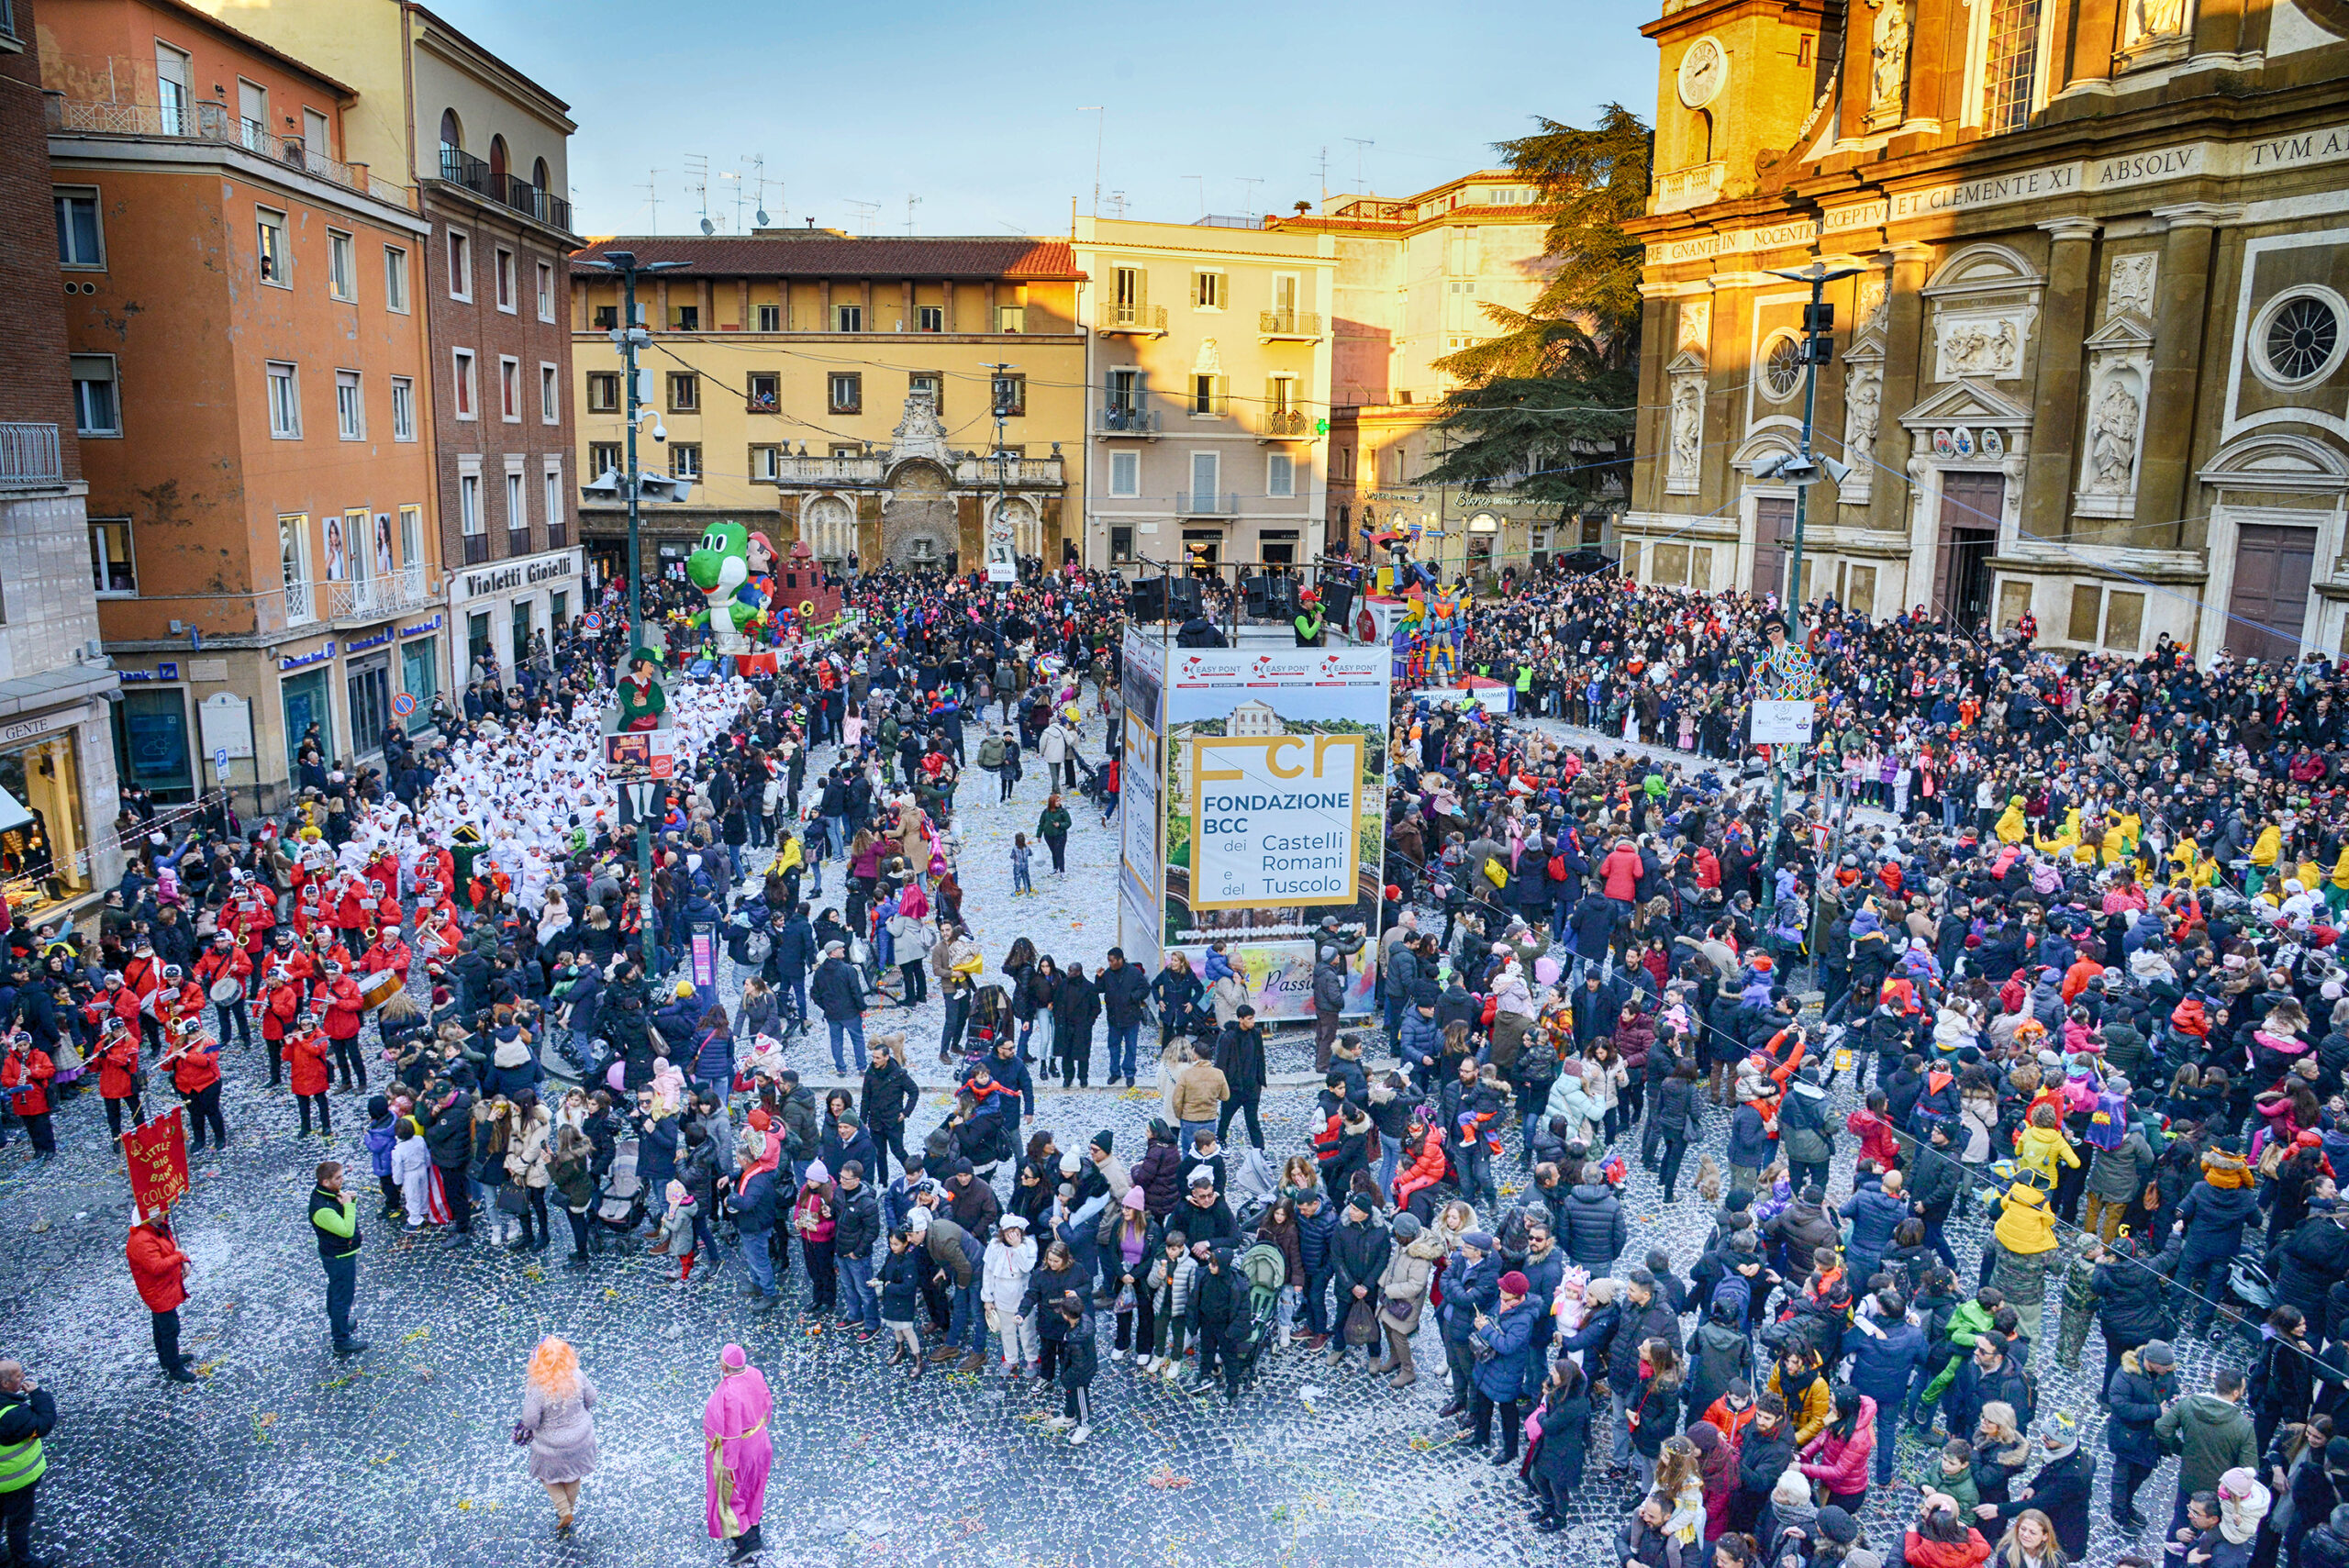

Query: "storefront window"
<box><xmin>347</xmin><ymin>657</ymin><xmax>390</xmax><ymax>756</ymax></box>
<box><xmin>282</xmin><ymin>668</ymin><xmax>332</xmax><ymax>779</ymax></box>
<box><xmin>550</xmin><ymin>590</ymin><xmax>569</xmax><ymax>632</ymax></box>
<box><xmin>113</xmin><ymin>689</ymin><xmax>195</xmax><ymax>803</ymax></box>
<box><xmin>511</xmin><ymin>597</ymin><xmax>534</xmax><ymax>667</ymax></box>
<box><xmin>0</xmin><ymin>731</ymin><xmax>92</xmax><ymax>916</ymax></box>
<box><xmin>401</xmin><ymin>637</ymin><xmax>439</xmax><ymax>730</ymax></box>
<box><xmin>467</xmin><ymin>611</ymin><xmax>492</xmax><ymax>681</ymax></box>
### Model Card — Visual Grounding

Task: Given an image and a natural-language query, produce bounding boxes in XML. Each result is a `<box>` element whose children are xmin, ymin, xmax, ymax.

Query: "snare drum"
<box><xmin>207</xmin><ymin>976</ymin><xmax>244</xmax><ymax>1006</ymax></box>
<box><xmin>358</xmin><ymin>969</ymin><xmax>403</xmax><ymax>1009</ymax></box>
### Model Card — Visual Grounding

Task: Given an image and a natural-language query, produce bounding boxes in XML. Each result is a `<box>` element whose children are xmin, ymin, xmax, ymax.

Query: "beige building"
<box><xmin>1624</xmin><ymin>0</ymin><xmax>2349</xmax><ymax>662</ymax></box>
<box><xmin>570</xmin><ymin>235</ymin><xmax>1086</xmax><ymax>575</ymax></box>
<box><xmin>1072</xmin><ymin>217</ymin><xmax>1334</xmax><ymax>572</ymax></box>
<box><xmin>1269</xmin><ymin>176</ymin><xmax>1575</xmax><ymax>577</ymax></box>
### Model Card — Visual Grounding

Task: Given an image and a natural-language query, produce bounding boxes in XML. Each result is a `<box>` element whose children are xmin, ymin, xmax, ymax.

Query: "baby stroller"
<box><xmin>596</xmin><ymin>1138</ymin><xmax>647</xmax><ymax>1234</ymax></box>
<box><xmin>1072</xmin><ymin>751</ymin><xmax>1112</xmax><ymax>813</ymax></box>
<box><xmin>957</xmin><ymin>984</ymin><xmax>1011</xmax><ymax>1073</ymax></box>
<box><xmin>1231</xmin><ymin>1241</ymin><xmax>1290</xmax><ymax>1385</ymax></box>
<box><xmin>2216</xmin><ymin>1256</ymin><xmax>2278</xmax><ymax>1352</ymax></box>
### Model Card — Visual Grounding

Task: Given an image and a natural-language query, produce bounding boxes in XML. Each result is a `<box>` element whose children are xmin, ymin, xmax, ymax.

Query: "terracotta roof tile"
<box><xmin>569</xmin><ymin>236</ymin><xmax>1083</xmax><ymax>280</ymax></box>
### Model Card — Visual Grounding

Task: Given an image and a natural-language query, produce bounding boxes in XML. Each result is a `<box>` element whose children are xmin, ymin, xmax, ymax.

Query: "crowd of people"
<box><xmin>9</xmin><ymin>553</ymin><xmax>2349</xmax><ymax>1566</ymax></box>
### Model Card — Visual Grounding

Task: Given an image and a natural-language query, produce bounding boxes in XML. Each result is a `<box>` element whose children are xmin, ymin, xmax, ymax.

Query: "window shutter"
<box><xmin>1214</xmin><ymin>375</ymin><xmax>1230</xmax><ymax>416</ymax></box>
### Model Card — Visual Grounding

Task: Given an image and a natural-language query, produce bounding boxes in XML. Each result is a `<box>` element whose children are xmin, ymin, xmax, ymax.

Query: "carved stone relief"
<box><xmin>2107</xmin><ymin>253</ymin><xmax>2158</xmax><ymax>321</ymax></box>
<box><xmin>1665</xmin><ymin>348</ymin><xmax>1707</xmax><ymax>496</ymax></box>
<box><xmin>1677</xmin><ymin>298</ymin><xmax>1712</xmax><ymax>355</ymax></box>
<box><xmin>1932</xmin><ymin>307</ymin><xmax>2035</xmax><ymax>382</ymax></box>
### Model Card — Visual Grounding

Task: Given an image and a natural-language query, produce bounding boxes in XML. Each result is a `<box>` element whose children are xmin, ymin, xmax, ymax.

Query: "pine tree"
<box><xmin>1420</xmin><ymin>106</ymin><xmax>1652</xmax><ymax>518</ymax></box>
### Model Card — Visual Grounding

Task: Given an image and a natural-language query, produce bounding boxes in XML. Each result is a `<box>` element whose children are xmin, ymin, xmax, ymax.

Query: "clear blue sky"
<box><xmin>429</xmin><ymin>0</ymin><xmax>1660</xmax><ymax>238</ymax></box>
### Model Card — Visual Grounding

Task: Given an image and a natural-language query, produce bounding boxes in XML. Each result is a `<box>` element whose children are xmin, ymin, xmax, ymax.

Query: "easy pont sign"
<box><xmin>1189</xmin><ymin>733</ymin><xmax>1366</xmax><ymax>910</ymax></box>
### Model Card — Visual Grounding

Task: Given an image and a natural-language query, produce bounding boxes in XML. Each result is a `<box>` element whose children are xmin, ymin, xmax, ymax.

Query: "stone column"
<box><xmin>2022</xmin><ymin>218</ymin><xmax>2099</xmax><ymax>546</ymax></box>
<box><xmin>1867</xmin><ymin>243</ymin><xmax>1936</xmax><ymax>539</ymax></box>
<box><xmin>2135</xmin><ymin>204</ymin><xmax>2232</xmax><ymax>545</ymax></box>
<box><xmin>1634</xmin><ymin>292</ymin><xmax>1669</xmax><ymax>511</ymax></box>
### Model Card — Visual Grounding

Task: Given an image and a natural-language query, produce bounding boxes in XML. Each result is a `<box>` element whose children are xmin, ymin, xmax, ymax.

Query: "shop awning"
<box><xmin>0</xmin><ymin>788</ymin><xmax>34</xmax><ymax>834</ymax></box>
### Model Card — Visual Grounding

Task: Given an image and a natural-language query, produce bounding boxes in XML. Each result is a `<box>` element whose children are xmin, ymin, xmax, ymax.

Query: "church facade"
<box><xmin>1624</xmin><ymin>0</ymin><xmax>2349</xmax><ymax>663</ymax></box>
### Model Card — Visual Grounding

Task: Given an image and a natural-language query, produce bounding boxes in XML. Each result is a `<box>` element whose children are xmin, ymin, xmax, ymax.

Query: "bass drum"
<box><xmin>358</xmin><ymin>970</ymin><xmax>404</xmax><ymax>1009</ymax></box>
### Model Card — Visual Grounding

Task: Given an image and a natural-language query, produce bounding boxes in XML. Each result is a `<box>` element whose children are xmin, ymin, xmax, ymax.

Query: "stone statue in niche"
<box><xmin>2123</xmin><ymin>0</ymin><xmax>2187</xmax><ymax>45</ymax></box>
<box><xmin>1845</xmin><ymin>368</ymin><xmax>1882</xmax><ymax>470</ymax></box>
<box><xmin>1669</xmin><ymin>379</ymin><xmax>1704</xmax><ymax>480</ymax></box>
<box><xmin>2087</xmin><ymin>380</ymin><xmax>2142</xmax><ymax>494</ymax></box>
<box><xmin>1867</xmin><ymin>0</ymin><xmax>1912</xmax><ymax>122</ymax></box>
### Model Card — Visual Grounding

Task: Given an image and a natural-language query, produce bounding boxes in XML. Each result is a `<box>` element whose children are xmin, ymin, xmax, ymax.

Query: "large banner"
<box><xmin>1121</xmin><ymin>632</ymin><xmax>1387</xmax><ymax>1020</ymax></box>
<box><xmin>124</xmin><ymin>1107</ymin><xmax>191</xmax><ymax>1217</ymax></box>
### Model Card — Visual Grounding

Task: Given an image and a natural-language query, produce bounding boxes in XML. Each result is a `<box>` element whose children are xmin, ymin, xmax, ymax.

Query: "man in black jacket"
<box><xmin>1213</xmin><ymin>1007</ymin><xmax>1269</xmax><ymax>1151</ymax></box>
<box><xmin>1731</xmin><ymin>1391</ymin><xmax>1796</xmax><ymax>1533</ymax></box>
<box><xmin>831</xmin><ymin>1161</ymin><xmax>883</xmax><ymax>1340</ymax></box>
<box><xmin>421</xmin><ymin>1080</ymin><xmax>474</xmax><ymax>1239</ymax></box>
<box><xmin>1097</xmin><ymin>948</ymin><xmax>1150</xmax><ymax>1089</ymax></box>
<box><xmin>1327</xmin><ymin>1194</ymin><xmax>1392</xmax><ymax>1370</ymax></box>
<box><xmin>1187</xmin><ymin>1244</ymin><xmax>1251</xmax><ymax>1402</ymax></box>
<box><xmin>810</xmin><ymin>942</ymin><xmax>868</xmax><ymax>1074</ymax></box>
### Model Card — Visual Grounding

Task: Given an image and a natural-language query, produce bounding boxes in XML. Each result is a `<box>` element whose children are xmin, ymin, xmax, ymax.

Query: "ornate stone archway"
<box><xmin>881</xmin><ymin>462</ymin><xmax>956</xmax><ymax>567</ymax></box>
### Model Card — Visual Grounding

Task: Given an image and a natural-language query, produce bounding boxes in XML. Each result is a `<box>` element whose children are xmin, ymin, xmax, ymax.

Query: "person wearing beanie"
<box><xmin>1371</xmin><ymin>1211</ymin><xmax>1439</xmax><ymax>1390</ymax></box>
<box><xmin>1467</xmin><ymin>1266</ymin><xmax>1539</xmax><ymax>1463</ymax></box>
<box><xmin>2106</xmin><ymin>1338</ymin><xmax>2178</xmax><ymax>1529</ymax></box>
<box><xmin>1981</xmin><ymin>1413</ymin><xmax>2095</xmax><ymax>1558</ymax></box>
<box><xmin>1326</xmin><ymin>1191</ymin><xmax>1392</xmax><ymax>1370</ymax></box>
<box><xmin>2178</xmin><ymin>1142</ymin><xmax>2266</xmax><ymax>1331</ymax></box>
<box><xmin>363</xmin><ymin>1093</ymin><xmax>401</xmax><ymax>1219</ymax></box>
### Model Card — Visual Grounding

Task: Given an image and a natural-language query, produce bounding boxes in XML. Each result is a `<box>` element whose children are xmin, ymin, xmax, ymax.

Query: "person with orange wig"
<box><xmin>518</xmin><ymin>1335</ymin><xmax>598</xmax><ymax>1535</ymax></box>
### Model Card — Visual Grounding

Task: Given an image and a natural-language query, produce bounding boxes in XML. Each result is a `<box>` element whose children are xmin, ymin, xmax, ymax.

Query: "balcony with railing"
<box><xmin>1097</xmin><ymin>301</ymin><xmax>1168</xmax><ymax>335</ymax></box>
<box><xmin>951</xmin><ymin>454</ymin><xmax>1065</xmax><ymax>487</ymax></box>
<box><xmin>547</xmin><ymin>521</ymin><xmax>568</xmax><ymax>549</ymax></box>
<box><xmin>327</xmin><ymin>564</ymin><xmax>438</xmax><ymax>624</ymax></box>
<box><xmin>1258</xmin><ymin>408</ymin><xmax>1312</xmax><ymax>439</ymax></box>
<box><xmin>1258</xmin><ymin>310</ymin><xmax>1324</xmax><ymax>340</ymax></box>
<box><xmin>0</xmin><ymin>424</ymin><xmax>62</xmax><ymax>491</ymax></box>
<box><xmin>436</xmin><ymin>146</ymin><xmax>573</xmax><ymax>234</ymax></box>
<box><xmin>44</xmin><ymin>95</ymin><xmax>416</xmax><ymax>210</ymax></box>
<box><xmin>1096</xmin><ymin>405</ymin><xmax>1161</xmax><ymax>438</ymax></box>
<box><xmin>462</xmin><ymin>532</ymin><xmax>492</xmax><ymax>565</ymax></box>
<box><xmin>1176</xmin><ymin>491</ymin><xmax>1240</xmax><ymax>516</ymax></box>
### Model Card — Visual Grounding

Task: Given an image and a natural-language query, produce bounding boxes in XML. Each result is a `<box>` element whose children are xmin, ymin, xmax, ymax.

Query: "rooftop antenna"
<box><xmin>1078</xmin><ymin>106</ymin><xmax>1105</xmax><ymax>217</ymax></box>
<box><xmin>845</xmin><ymin>198</ymin><xmax>880</xmax><ymax>233</ymax></box>
<box><xmin>1317</xmin><ymin>146</ymin><xmax>1329</xmax><ymax>210</ymax></box>
<box><xmin>1108</xmin><ymin>189</ymin><xmax>1128</xmax><ymax>219</ymax></box>
<box><xmin>719</xmin><ymin>169</ymin><xmax>744</xmax><ymax>234</ymax></box>
<box><xmin>642</xmin><ymin>168</ymin><xmax>662</xmax><ymax>231</ymax></box>
<box><xmin>1184</xmin><ymin>174</ymin><xmax>1204</xmax><ymax>220</ymax></box>
<box><xmin>685</xmin><ymin>152</ymin><xmax>712</xmax><ymax>235</ymax></box>
<box><xmin>1345</xmin><ymin>137</ymin><xmax>1375</xmax><ymax>194</ymax></box>
<box><xmin>905</xmin><ymin>194</ymin><xmax>922</xmax><ymax>235</ymax></box>
<box><xmin>1237</xmin><ymin>176</ymin><xmax>1263</xmax><ymax>223</ymax></box>
<box><xmin>742</xmin><ymin>154</ymin><xmax>776</xmax><ymax>227</ymax></box>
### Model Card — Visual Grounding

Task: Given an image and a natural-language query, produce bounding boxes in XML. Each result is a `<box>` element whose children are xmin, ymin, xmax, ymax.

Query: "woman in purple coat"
<box><xmin>519</xmin><ymin>1335</ymin><xmax>598</xmax><ymax>1535</ymax></box>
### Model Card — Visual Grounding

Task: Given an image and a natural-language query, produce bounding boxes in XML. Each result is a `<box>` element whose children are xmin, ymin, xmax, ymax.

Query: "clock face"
<box><xmin>1678</xmin><ymin>38</ymin><xmax>1728</xmax><ymax>108</ymax></box>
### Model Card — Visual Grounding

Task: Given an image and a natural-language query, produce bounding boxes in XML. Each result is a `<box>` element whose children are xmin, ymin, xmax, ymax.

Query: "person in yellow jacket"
<box><xmin>2108</xmin><ymin>807</ymin><xmax>2143</xmax><ymax>863</ymax></box>
<box><xmin>1995</xmin><ymin>795</ymin><xmax>2029</xmax><ymax>845</ymax></box>
<box><xmin>1985</xmin><ymin>1177</ymin><xmax>2061</xmax><ymax>1343</ymax></box>
<box><xmin>2248</xmin><ymin>820</ymin><xmax>2284</xmax><ymax>895</ymax></box>
<box><xmin>1765</xmin><ymin>1343</ymin><xmax>1834</xmax><ymax>1445</ymax></box>
<box><xmin>2329</xmin><ymin>843</ymin><xmax>2349</xmax><ymax>915</ymax></box>
<box><xmin>2168</xmin><ymin>836</ymin><xmax>2220</xmax><ymax>889</ymax></box>
<box><xmin>2014</xmin><ymin>1103</ymin><xmax>2082</xmax><ymax>1188</ymax></box>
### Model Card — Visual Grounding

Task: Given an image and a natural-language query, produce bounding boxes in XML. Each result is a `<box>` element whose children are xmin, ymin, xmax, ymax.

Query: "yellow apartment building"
<box><xmin>568</xmin><ymin>234</ymin><xmax>1088</xmax><ymax>577</ymax></box>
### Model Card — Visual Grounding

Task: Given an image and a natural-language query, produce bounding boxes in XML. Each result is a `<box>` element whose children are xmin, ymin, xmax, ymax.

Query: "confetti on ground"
<box><xmin>1145</xmin><ymin>1468</ymin><xmax>1195</xmax><ymax>1490</ymax></box>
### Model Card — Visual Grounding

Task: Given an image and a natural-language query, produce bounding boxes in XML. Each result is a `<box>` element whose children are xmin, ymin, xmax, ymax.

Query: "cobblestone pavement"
<box><xmin>0</xmin><ymin>698</ymin><xmax>2244</xmax><ymax>1567</ymax></box>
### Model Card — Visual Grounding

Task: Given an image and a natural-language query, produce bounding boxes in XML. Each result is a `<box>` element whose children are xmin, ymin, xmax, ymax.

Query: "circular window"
<box><xmin>1762</xmin><ymin>333</ymin><xmax>1805</xmax><ymax>401</ymax></box>
<box><xmin>2254</xmin><ymin>287</ymin><xmax>2348</xmax><ymax>390</ymax></box>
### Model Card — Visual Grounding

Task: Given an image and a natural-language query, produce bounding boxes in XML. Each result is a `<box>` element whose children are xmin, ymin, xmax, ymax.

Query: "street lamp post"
<box><xmin>1756</xmin><ymin>261</ymin><xmax>1861</xmax><ymax>924</ymax></box>
<box><xmin>581</xmin><ymin>250</ymin><xmax>685</xmax><ymax>975</ymax></box>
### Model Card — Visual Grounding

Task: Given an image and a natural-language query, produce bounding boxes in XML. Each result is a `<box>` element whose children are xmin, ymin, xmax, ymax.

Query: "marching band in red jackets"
<box><xmin>284</xmin><ymin>1019</ymin><xmax>332</xmax><ymax>1097</ymax></box>
<box><xmin>318</xmin><ymin>967</ymin><xmax>365</xmax><ymax>1044</ymax></box>
<box><xmin>194</xmin><ymin>937</ymin><xmax>251</xmax><ymax>999</ymax></box>
<box><xmin>358</xmin><ymin>929</ymin><xmax>412</xmax><ymax>983</ymax></box>
<box><xmin>3</xmin><ymin>1037</ymin><xmax>54</xmax><ymax>1117</ymax></box>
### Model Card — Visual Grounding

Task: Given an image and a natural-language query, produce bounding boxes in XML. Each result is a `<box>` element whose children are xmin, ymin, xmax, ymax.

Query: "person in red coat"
<box><xmin>165</xmin><ymin>1018</ymin><xmax>226</xmax><ymax>1151</ymax></box>
<box><xmin>195</xmin><ymin>931</ymin><xmax>253</xmax><ymax>1050</ymax></box>
<box><xmin>359</xmin><ymin>929</ymin><xmax>412</xmax><ymax>984</ymax></box>
<box><xmin>269</xmin><ymin>926</ymin><xmax>315</xmax><ymax>988</ymax></box>
<box><xmin>318</xmin><ymin>963</ymin><xmax>366</xmax><ymax>1091</ymax></box>
<box><xmin>260</xmin><ymin>966</ymin><xmax>302</xmax><ymax>1090</ymax></box>
<box><xmin>126</xmin><ymin>1210</ymin><xmax>196</xmax><ymax>1382</ymax></box>
<box><xmin>1</xmin><ymin>1033</ymin><xmax>56</xmax><ymax>1156</ymax></box>
<box><xmin>95</xmin><ymin>1018</ymin><xmax>144</xmax><ymax>1140</ymax></box>
<box><xmin>286</xmin><ymin>1014</ymin><xmax>334</xmax><ymax>1136</ymax></box>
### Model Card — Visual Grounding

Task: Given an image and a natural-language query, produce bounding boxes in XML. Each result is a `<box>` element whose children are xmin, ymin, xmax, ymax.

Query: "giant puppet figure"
<box><xmin>1422</xmin><ymin>580</ymin><xmax>1468</xmax><ymax>684</ymax></box>
<box><xmin>685</xmin><ymin>522</ymin><xmax>757</xmax><ymax>650</ymax></box>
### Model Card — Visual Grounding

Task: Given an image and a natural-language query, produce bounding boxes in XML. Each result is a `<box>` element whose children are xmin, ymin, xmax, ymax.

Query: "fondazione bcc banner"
<box><xmin>1119</xmin><ymin>632</ymin><xmax>1388</xmax><ymax>1021</ymax></box>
